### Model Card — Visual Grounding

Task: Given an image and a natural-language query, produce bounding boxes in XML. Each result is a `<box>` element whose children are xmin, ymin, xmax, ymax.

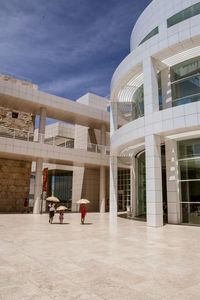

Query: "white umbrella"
<box><xmin>76</xmin><ymin>199</ymin><xmax>90</xmax><ymax>204</ymax></box>
<box><xmin>56</xmin><ymin>206</ymin><xmax>68</xmax><ymax>211</ymax></box>
<box><xmin>46</xmin><ymin>196</ymin><xmax>60</xmax><ymax>203</ymax></box>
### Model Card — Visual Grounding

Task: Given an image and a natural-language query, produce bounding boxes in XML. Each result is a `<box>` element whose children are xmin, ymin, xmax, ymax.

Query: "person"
<box><xmin>49</xmin><ymin>203</ymin><xmax>55</xmax><ymax>224</ymax></box>
<box><xmin>81</xmin><ymin>205</ymin><xmax>86</xmax><ymax>224</ymax></box>
<box><xmin>59</xmin><ymin>211</ymin><xmax>64</xmax><ymax>224</ymax></box>
<box><xmin>106</xmin><ymin>199</ymin><xmax>109</xmax><ymax>212</ymax></box>
<box><xmin>23</xmin><ymin>198</ymin><xmax>29</xmax><ymax>213</ymax></box>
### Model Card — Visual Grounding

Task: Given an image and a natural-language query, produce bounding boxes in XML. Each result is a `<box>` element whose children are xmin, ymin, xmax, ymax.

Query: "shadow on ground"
<box><xmin>51</xmin><ymin>222</ymin><xmax>70</xmax><ymax>225</ymax></box>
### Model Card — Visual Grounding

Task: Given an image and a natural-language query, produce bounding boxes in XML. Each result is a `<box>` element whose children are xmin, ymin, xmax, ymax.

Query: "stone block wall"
<box><xmin>0</xmin><ymin>158</ymin><xmax>31</xmax><ymax>212</ymax></box>
<box><xmin>0</xmin><ymin>106</ymin><xmax>34</xmax><ymax>212</ymax></box>
<box><xmin>0</xmin><ymin>106</ymin><xmax>35</xmax><ymax>131</ymax></box>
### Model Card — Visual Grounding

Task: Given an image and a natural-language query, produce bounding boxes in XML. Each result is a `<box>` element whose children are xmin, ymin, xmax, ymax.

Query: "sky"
<box><xmin>0</xmin><ymin>0</ymin><xmax>151</xmax><ymax>125</ymax></box>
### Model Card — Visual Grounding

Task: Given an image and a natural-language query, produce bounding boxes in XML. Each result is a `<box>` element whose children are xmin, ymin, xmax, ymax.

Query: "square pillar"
<box><xmin>71</xmin><ymin>124</ymin><xmax>88</xmax><ymax>212</ymax></box>
<box><xmin>99</xmin><ymin>124</ymin><xmax>106</xmax><ymax>213</ymax></box>
<box><xmin>145</xmin><ymin>134</ymin><xmax>163</xmax><ymax>227</ymax></box>
<box><xmin>165</xmin><ymin>139</ymin><xmax>180</xmax><ymax>224</ymax></box>
<box><xmin>99</xmin><ymin>166</ymin><xmax>106</xmax><ymax>213</ymax></box>
<box><xmin>72</xmin><ymin>167</ymin><xmax>85</xmax><ymax>212</ymax></box>
<box><xmin>161</xmin><ymin>67</ymin><xmax>172</xmax><ymax>109</ymax></box>
<box><xmin>110</xmin><ymin>102</ymin><xmax>118</xmax><ymax>136</ymax></box>
<box><xmin>143</xmin><ymin>56</ymin><xmax>159</xmax><ymax>114</ymax></box>
<box><xmin>38</xmin><ymin>107</ymin><xmax>46</xmax><ymax>143</ymax></box>
<box><xmin>109</xmin><ymin>156</ymin><xmax>118</xmax><ymax>216</ymax></box>
<box><xmin>33</xmin><ymin>158</ymin><xmax>43</xmax><ymax>214</ymax></box>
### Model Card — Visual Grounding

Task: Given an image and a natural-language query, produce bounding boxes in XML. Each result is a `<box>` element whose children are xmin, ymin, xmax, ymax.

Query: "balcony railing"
<box><xmin>0</xmin><ymin>126</ymin><xmax>110</xmax><ymax>154</ymax></box>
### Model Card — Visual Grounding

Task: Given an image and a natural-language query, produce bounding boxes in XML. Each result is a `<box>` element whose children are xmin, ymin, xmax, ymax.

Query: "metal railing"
<box><xmin>87</xmin><ymin>143</ymin><xmax>110</xmax><ymax>154</ymax></box>
<box><xmin>0</xmin><ymin>126</ymin><xmax>110</xmax><ymax>154</ymax></box>
<box><xmin>0</xmin><ymin>126</ymin><xmax>34</xmax><ymax>141</ymax></box>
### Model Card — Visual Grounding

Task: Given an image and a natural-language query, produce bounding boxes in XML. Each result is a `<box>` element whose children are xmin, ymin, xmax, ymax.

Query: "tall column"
<box><xmin>130</xmin><ymin>156</ymin><xmax>137</xmax><ymax>217</ymax></box>
<box><xmin>110</xmin><ymin>101</ymin><xmax>118</xmax><ymax>136</ymax></box>
<box><xmin>99</xmin><ymin>124</ymin><xmax>106</xmax><ymax>213</ymax></box>
<box><xmin>109</xmin><ymin>156</ymin><xmax>118</xmax><ymax>216</ymax></box>
<box><xmin>38</xmin><ymin>107</ymin><xmax>46</xmax><ymax>143</ymax></box>
<box><xmin>71</xmin><ymin>125</ymin><xmax>88</xmax><ymax>212</ymax></box>
<box><xmin>145</xmin><ymin>135</ymin><xmax>163</xmax><ymax>227</ymax></box>
<box><xmin>161</xmin><ymin>67</ymin><xmax>172</xmax><ymax>109</ymax></box>
<box><xmin>165</xmin><ymin>139</ymin><xmax>180</xmax><ymax>224</ymax></box>
<box><xmin>33</xmin><ymin>158</ymin><xmax>43</xmax><ymax>214</ymax></box>
<box><xmin>72</xmin><ymin>167</ymin><xmax>85</xmax><ymax>212</ymax></box>
<box><xmin>143</xmin><ymin>56</ymin><xmax>159</xmax><ymax>114</ymax></box>
<box><xmin>143</xmin><ymin>56</ymin><xmax>163</xmax><ymax>227</ymax></box>
<box><xmin>110</xmin><ymin>100</ymin><xmax>118</xmax><ymax>216</ymax></box>
<box><xmin>99</xmin><ymin>166</ymin><xmax>106</xmax><ymax>213</ymax></box>
<box><xmin>33</xmin><ymin>108</ymin><xmax>46</xmax><ymax>213</ymax></box>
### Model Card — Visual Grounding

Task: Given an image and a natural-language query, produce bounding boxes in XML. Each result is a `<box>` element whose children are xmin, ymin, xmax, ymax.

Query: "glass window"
<box><xmin>50</xmin><ymin>171</ymin><xmax>72</xmax><ymax>209</ymax></box>
<box><xmin>139</xmin><ymin>27</ymin><xmax>159</xmax><ymax>46</ymax></box>
<box><xmin>179</xmin><ymin>159</ymin><xmax>200</xmax><ymax>180</ymax></box>
<box><xmin>178</xmin><ymin>138</ymin><xmax>200</xmax><ymax>225</ymax></box>
<box><xmin>167</xmin><ymin>3</ymin><xmax>200</xmax><ymax>27</ymax></box>
<box><xmin>178</xmin><ymin>138</ymin><xmax>200</xmax><ymax>159</ymax></box>
<box><xmin>180</xmin><ymin>203</ymin><xmax>200</xmax><ymax>225</ymax></box>
<box><xmin>170</xmin><ymin>56</ymin><xmax>200</xmax><ymax>107</ymax></box>
<box><xmin>137</xmin><ymin>151</ymin><xmax>146</xmax><ymax>219</ymax></box>
<box><xmin>117</xmin><ymin>169</ymin><xmax>131</xmax><ymax>212</ymax></box>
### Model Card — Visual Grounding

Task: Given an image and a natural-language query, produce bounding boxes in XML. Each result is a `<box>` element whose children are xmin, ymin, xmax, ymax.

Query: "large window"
<box><xmin>167</xmin><ymin>2</ymin><xmax>200</xmax><ymax>27</ymax></box>
<box><xmin>137</xmin><ymin>151</ymin><xmax>146</xmax><ymax>219</ymax></box>
<box><xmin>118</xmin><ymin>169</ymin><xmax>131</xmax><ymax>211</ymax></box>
<box><xmin>49</xmin><ymin>171</ymin><xmax>72</xmax><ymax>209</ymax></box>
<box><xmin>170</xmin><ymin>56</ymin><xmax>200</xmax><ymax>107</ymax></box>
<box><xmin>178</xmin><ymin>138</ymin><xmax>200</xmax><ymax>225</ymax></box>
<box><xmin>139</xmin><ymin>27</ymin><xmax>159</xmax><ymax>46</ymax></box>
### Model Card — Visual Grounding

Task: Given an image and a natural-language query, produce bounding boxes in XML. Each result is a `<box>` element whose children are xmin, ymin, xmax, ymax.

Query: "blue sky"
<box><xmin>0</xmin><ymin>0</ymin><xmax>151</xmax><ymax>125</ymax></box>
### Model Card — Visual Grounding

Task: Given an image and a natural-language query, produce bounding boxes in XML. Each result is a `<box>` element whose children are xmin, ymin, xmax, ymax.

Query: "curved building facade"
<box><xmin>110</xmin><ymin>0</ymin><xmax>200</xmax><ymax>226</ymax></box>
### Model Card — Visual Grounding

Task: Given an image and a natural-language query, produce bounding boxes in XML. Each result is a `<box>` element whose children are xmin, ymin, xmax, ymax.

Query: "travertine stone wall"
<box><xmin>0</xmin><ymin>158</ymin><xmax>31</xmax><ymax>212</ymax></box>
<box><xmin>0</xmin><ymin>107</ymin><xmax>35</xmax><ymax>131</ymax></box>
<box><xmin>0</xmin><ymin>106</ymin><xmax>34</xmax><ymax>212</ymax></box>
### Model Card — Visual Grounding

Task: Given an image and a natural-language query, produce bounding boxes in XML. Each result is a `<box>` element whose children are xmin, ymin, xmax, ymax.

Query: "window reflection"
<box><xmin>178</xmin><ymin>138</ymin><xmax>200</xmax><ymax>225</ymax></box>
<box><xmin>170</xmin><ymin>56</ymin><xmax>200</xmax><ymax>107</ymax></box>
<box><xmin>167</xmin><ymin>3</ymin><xmax>200</xmax><ymax>28</ymax></box>
<box><xmin>48</xmin><ymin>171</ymin><xmax>72</xmax><ymax>210</ymax></box>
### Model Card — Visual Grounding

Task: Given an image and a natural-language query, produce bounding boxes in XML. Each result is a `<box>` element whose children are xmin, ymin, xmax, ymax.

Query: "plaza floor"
<box><xmin>0</xmin><ymin>213</ymin><xmax>200</xmax><ymax>300</ymax></box>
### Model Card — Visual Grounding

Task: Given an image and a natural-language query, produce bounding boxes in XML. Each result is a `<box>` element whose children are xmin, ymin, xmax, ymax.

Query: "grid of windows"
<box><xmin>118</xmin><ymin>169</ymin><xmax>131</xmax><ymax>211</ymax></box>
<box><xmin>167</xmin><ymin>2</ymin><xmax>200</xmax><ymax>27</ymax></box>
<box><xmin>139</xmin><ymin>27</ymin><xmax>159</xmax><ymax>46</ymax></box>
<box><xmin>178</xmin><ymin>138</ymin><xmax>200</xmax><ymax>225</ymax></box>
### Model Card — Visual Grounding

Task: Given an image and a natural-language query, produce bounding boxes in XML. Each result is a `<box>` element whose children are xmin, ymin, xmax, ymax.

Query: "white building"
<box><xmin>110</xmin><ymin>0</ymin><xmax>200</xmax><ymax>226</ymax></box>
<box><xmin>0</xmin><ymin>0</ymin><xmax>200</xmax><ymax>227</ymax></box>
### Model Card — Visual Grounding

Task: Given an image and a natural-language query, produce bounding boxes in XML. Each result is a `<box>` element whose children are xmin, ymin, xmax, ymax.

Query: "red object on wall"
<box><xmin>43</xmin><ymin>168</ymin><xmax>48</xmax><ymax>191</ymax></box>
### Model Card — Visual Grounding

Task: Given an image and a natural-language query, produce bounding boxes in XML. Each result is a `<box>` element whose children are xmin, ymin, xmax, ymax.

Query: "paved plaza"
<box><xmin>0</xmin><ymin>213</ymin><xmax>200</xmax><ymax>300</ymax></box>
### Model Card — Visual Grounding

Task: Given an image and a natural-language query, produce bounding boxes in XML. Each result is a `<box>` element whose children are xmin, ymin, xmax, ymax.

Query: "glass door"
<box><xmin>137</xmin><ymin>151</ymin><xmax>146</xmax><ymax>219</ymax></box>
<box><xmin>178</xmin><ymin>138</ymin><xmax>200</xmax><ymax>225</ymax></box>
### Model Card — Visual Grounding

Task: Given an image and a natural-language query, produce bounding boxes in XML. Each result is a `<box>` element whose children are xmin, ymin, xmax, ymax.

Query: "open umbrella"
<box><xmin>76</xmin><ymin>199</ymin><xmax>90</xmax><ymax>204</ymax></box>
<box><xmin>56</xmin><ymin>205</ymin><xmax>68</xmax><ymax>211</ymax></box>
<box><xmin>46</xmin><ymin>196</ymin><xmax>60</xmax><ymax>203</ymax></box>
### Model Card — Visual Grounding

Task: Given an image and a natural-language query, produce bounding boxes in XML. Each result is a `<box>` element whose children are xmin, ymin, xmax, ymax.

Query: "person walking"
<box><xmin>81</xmin><ymin>205</ymin><xmax>86</xmax><ymax>224</ymax></box>
<box><xmin>49</xmin><ymin>203</ymin><xmax>55</xmax><ymax>224</ymax></box>
<box><xmin>59</xmin><ymin>211</ymin><xmax>64</xmax><ymax>224</ymax></box>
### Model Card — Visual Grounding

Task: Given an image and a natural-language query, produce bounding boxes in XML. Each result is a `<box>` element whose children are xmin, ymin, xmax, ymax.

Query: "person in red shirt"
<box><xmin>81</xmin><ymin>205</ymin><xmax>86</xmax><ymax>224</ymax></box>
